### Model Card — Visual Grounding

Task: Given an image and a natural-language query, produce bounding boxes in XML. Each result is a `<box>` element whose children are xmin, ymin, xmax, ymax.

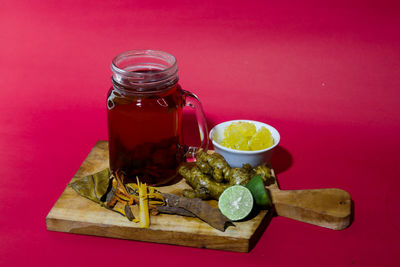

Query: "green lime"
<box><xmin>218</xmin><ymin>185</ymin><xmax>254</xmax><ymax>221</ymax></box>
<box><xmin>246</xmin><ymin>175</ymin><xmax>272</xmax><ymax>208</ymax></box>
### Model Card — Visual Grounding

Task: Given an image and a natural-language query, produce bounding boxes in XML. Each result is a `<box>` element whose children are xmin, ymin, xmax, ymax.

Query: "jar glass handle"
<box><xmin>182</xmin><ymin>90</ymin><xmax>209</xmax><ymax>160</ymax></box>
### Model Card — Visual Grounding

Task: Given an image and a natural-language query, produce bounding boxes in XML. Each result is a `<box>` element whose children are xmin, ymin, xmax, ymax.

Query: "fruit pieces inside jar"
<box><xmin>220</xmin><ymin>122</ymin><xmax>274</xmax><ymax>151</ymax></box>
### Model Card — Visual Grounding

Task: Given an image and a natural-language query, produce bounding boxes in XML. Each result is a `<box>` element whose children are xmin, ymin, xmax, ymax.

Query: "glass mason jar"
<box><xmin>107</xmin><ymin>50</ymin><xmax>208</xmax><ymax>186</ymax></box>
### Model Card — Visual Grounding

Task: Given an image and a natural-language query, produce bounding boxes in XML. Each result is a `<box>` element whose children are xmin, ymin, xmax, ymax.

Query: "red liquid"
<box><xmin>107</xmin><ymin>83</ymin><xmax>185</xmax><ymax>185</ymax></box>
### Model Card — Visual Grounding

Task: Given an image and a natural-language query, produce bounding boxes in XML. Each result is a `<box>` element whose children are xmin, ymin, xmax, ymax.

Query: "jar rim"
<box><xmin>111</xmin><ymin>49</ymin><xmax>178</xmax><ymax>81</ymax></box>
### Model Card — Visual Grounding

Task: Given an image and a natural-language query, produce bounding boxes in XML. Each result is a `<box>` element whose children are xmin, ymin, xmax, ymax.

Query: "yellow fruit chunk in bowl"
<box><xmin>249</xmin><ymin>126</ymin><xmax>274</xmax><ymax>151</ymax></box>
<box><xmin>209</xmin><ymin>120</ymin><xmax>280</xmax><ymax>167</ymax></box>
<box><xmin>220</xmin><ymin>122</ymin><xmax>274</xmax><ymax>151</ymax></box>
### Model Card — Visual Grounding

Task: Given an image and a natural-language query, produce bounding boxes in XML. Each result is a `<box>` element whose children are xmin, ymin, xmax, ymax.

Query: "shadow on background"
<box><xmin>350</xmin><ymin>199</ymin><xmax>355</xmax><ymax>227</ymax></box>
<box><xmin>271</xmin><ymin>146</ymin><xmax>293</xmax><ymax>174</ymax></box>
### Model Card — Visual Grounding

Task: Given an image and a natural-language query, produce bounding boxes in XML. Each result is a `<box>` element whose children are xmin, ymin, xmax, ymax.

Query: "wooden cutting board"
<box><xmin>46</xmin><ymin>141</ymin><xmax>351</xmax><ymax>252</ymax></box>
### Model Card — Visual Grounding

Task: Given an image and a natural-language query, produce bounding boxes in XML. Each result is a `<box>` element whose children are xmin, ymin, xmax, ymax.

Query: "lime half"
<box><xmin>218</xmin><ymin>185</ymin><xmax>254</xmax><ymax>221</ymax></box>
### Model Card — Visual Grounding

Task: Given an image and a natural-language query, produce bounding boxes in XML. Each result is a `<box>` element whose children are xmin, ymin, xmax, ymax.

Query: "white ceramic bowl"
<box><xmin>209</xmin><ymin>120</ymin><xmax>280</xmax><ymax>168</ymax></box>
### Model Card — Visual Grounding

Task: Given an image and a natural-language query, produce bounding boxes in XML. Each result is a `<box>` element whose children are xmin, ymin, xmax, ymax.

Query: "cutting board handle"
<box><xmin>269</xmin><ymin>188</ymin><xmax>352</xmax><ymax>230</ymax></box>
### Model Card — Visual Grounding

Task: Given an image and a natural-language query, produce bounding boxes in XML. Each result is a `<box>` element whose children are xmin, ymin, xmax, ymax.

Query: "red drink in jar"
<box><xmin>107</xmin><ymin>50</ymin><xmax>208</xmax><ymax>185</ymax></box>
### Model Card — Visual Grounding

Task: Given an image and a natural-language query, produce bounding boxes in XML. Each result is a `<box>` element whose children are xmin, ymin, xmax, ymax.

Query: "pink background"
<box><xmin>1</xmin><ymin>0</ymin><xmax>400</xmax><ymax>266</ymax></box>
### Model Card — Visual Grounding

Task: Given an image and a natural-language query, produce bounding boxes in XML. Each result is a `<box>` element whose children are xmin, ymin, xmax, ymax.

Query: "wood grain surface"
<box><xmin>271</xmin><ymin>188</ymin><xmax>351</xmax><ymax>230</ymax></box>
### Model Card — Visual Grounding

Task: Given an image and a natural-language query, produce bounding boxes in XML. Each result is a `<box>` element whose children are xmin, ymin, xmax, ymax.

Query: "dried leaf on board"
<box><xmin>162</xmin><ymin>193</ymin><xmax>234</xmax><ymax>232</ymax></box>
<box><xmin>70</xmin><ymin>168</ymin><xmax>111</xmax><ymax>204</ymax></box>
<box><xmin>156</xmin><ymin>206</ymin><xmax>196</xmax><ymax>217</ymax></box>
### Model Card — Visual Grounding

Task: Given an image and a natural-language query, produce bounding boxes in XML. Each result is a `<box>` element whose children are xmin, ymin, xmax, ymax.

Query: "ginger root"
<box><xmin>178</xmin><ymin>150</ymin><xmax>274</xmax><ymax>200</ymax></box>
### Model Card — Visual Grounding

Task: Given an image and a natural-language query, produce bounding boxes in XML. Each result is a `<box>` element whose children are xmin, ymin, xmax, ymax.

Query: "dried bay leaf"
<box><xmin>156</xmin><ymin>206</ymin><xmax>196</xmax><ymax>217</ymax></box>
<box><xmin>70</xmin><ymin>168</ymin><xmax>111</xmax><ymax>204</ymax></box>
<box><xmin>162</xmin><ymin>193</ymin><xmax>234</xmax><ymax>232</ymax></box>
